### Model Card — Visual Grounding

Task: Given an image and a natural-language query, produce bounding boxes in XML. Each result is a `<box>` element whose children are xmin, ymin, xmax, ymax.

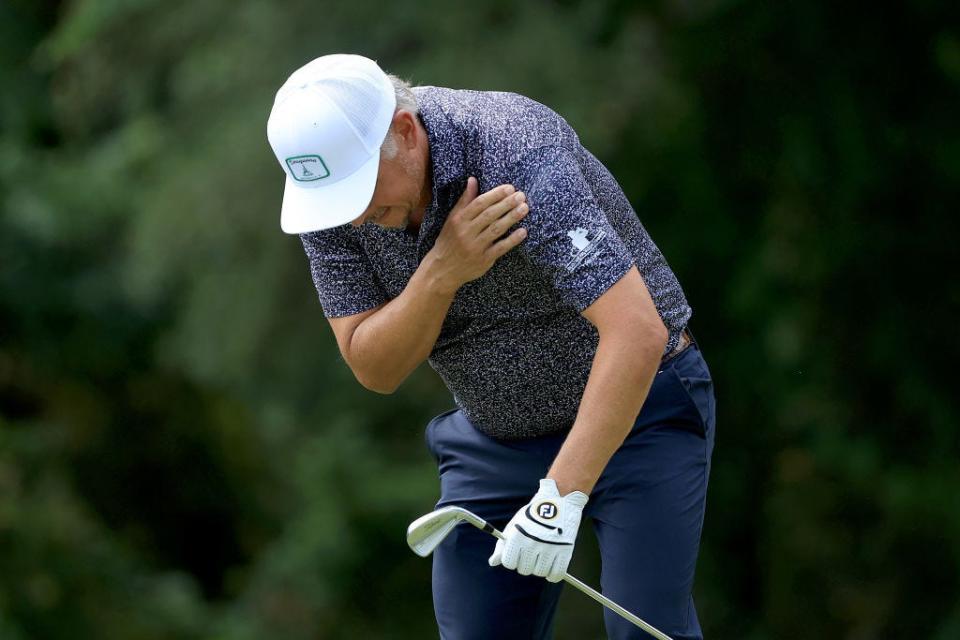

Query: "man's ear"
<box><xmin>392</xmin><ymin>110</ymin><xmax>417</xmax><ymax>149</ymax></box>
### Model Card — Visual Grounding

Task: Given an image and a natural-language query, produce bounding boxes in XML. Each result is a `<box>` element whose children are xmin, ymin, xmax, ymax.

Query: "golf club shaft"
<box><xmin>487</xmin><ymin>527</ymin><xmax>673</xmax><ymax>640</ymax></box>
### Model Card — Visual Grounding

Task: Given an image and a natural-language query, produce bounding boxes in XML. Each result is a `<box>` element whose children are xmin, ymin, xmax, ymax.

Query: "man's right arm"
<box><xmin>328</xmin><ymin>177</ymin><xmax>529</xmax><ymax>393</ymax></box>
<box><xmin>327</xmin><ymin>259</ymin><xmax>454</xmax><ymax>394</ymax></box>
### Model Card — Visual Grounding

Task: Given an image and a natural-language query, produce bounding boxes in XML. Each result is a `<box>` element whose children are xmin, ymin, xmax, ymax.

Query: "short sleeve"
<box><xmin>300</xmin><ymin>228</ymin><xmax>389</xmax><ymax>318</ymax></box>
<box><xmin>512</xmin><ymin>146</ymin><xmax>635</xmax><ymax>312</ymax></box>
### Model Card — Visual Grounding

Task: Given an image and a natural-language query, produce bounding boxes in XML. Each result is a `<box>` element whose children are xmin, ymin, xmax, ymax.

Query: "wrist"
<box><xmin>538</xmin><ymin>478</ymin><xmax>589</xmax><ymax>509</ymax></box>
<box><xmin>546</xmin><ymin>472</ymin><xmax>594</xmax><ymax>497</ymax></box>
<box><xmin>420</xmin><ymin>251</ymin><xmax>461</xmax><ymax>297</ymax></box>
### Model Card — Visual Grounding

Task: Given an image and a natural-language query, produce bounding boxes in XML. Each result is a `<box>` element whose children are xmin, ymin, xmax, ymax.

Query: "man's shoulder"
<box><xmin>413</xmin><ymin>85</ymin><xmax>544</xmax><ymax>113</ymax></box>
<box><xmin>414</xmin><ymin>86</ymin><xmax>580</xmax><ymax>159</ymax></box>
<box><xmin>415</xmin><ymin>86</ymin><xmax>566</xmax><ymax>129</ymax></box>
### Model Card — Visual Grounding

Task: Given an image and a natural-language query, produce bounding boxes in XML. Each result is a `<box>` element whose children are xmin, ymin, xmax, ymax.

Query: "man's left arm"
<box><xmin>547</xmin><ymin>265</ymin><xmax>667</xmax><ymax>495</ymax></box>
<box><xmin>487</xmin><ymin>146</ymin><xmax>672</xmax><ymax>582</ymax></box>
<box><xmin>488</xmin><ymin>266</ymin><xmax>668</xmax><ymax>580</ymax></box>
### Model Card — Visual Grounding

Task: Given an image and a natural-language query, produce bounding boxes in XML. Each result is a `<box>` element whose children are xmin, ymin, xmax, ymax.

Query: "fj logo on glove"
<box><xmin>536</xmin><ymin>502</ymin><xmax>558</xmax><ymax>519</ymax></box>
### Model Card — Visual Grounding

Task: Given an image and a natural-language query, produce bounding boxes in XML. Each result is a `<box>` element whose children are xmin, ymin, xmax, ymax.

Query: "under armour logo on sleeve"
<box><xmin>565</xmin><ymin>226</ymin><xmax>607</xmax><ymax>270</ymax></box>
<box><xmin>568</xmin><ymin>228</ymin><xmax>590</xmax><ymax>251</ymax></box>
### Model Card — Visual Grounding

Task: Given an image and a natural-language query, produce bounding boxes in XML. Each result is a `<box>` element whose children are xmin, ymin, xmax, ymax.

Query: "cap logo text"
<box><xmin>286</xmin><ymin>155</ymin><xmax>330</xmax><ymax>182</ymax></box>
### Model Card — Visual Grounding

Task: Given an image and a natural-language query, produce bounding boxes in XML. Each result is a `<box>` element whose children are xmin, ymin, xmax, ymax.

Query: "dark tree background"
<box><xmin>1</xmin><ymin>1</ymin><xmax>958</xmax><ymax>638</ymax></box>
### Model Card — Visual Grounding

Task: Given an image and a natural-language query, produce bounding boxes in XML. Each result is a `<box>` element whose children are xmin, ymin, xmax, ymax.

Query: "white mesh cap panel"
<box><xmin>315</xmin><ymin>76</ymin><xmax>383</xmax><ymax>145</ymax></box>
<box><xmin>273</xmin><ymin>55</ymin><xmax>394</xmax><ymax>144</ymax></box>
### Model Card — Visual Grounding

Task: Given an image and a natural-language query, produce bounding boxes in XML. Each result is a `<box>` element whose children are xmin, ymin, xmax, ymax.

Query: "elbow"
<box><xmin>637</xmin><ymin>325</ymin><xmax>669</xmax><ymax>361</ymax></box>
<box><xmin>649</xmin><ymin>320</ymin><xmax>669</xmax><ymax>354</ymax></box>
<box><xmin>644</xmin><ymin>316</ymin><xmax>670</xmax><ymax>360</ymax></box>
<box><xmin>363</xmin><ymin>381</ymin><xmax>399</xmax><ymax>395</ymax></box>
<box><xmin>600</xmin><ymin>315</ymin><xmax>669</xmax><ymax>358</ymax></box>
<box><xmin>353</xmin><ymin>367</ymin><xmax>400</xmax><ymax>395</ymax></box>
<box><xmin>342</xmin><ymin>336</ymin><xmax>401</xmax><ymax>394</ymax></box>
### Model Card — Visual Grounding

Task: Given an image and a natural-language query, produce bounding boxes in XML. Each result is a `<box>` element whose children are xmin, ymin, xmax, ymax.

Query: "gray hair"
<box><xmin>381</xmin><ymin>74</ymin><xmax>419</xmax><ymax>160</ymax></box>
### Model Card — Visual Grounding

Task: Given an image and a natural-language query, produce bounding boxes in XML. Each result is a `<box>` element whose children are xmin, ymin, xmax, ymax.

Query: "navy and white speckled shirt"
<box><xmin>301</xmin><ymin>86</ymin><xmax>691</xmax><ymax>439</ymax></box>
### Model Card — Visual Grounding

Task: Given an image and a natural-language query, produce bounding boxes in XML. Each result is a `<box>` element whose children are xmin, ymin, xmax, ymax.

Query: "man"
<box><xmin>267</xmin><ymin>53</ymin><xmax>716</xmax><ymax>640</ymax></box>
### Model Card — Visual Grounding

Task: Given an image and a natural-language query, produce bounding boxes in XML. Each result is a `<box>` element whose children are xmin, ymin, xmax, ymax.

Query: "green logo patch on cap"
<box><xmin>286</xmin><ymin>155</ymin><xmax>330</xmax><ymax>182</ymax></box>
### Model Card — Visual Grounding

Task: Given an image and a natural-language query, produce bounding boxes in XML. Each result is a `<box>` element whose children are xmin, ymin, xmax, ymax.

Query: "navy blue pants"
<box><xmin>424</xmin><ymin>341</ymin><xmax>716</xmax><ymax>640</ymax></box>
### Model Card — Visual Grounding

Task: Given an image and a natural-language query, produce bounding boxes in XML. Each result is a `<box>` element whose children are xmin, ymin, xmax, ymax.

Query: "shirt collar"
<box><xmin>416</xmin><ymin>86</ymin><xmax>466</xmax><ymax>198</ymax></box>
<box><xmin>412</xmin><ymin>87</ymin><xmax>469</xmax><ymax>256</ymax></box>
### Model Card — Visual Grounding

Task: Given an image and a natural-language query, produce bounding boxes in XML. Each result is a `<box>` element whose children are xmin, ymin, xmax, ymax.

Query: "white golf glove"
<box><xmin>488</xmin><ymin>478</ymin><xmax>589</xmax><ymax>583</ymax></box>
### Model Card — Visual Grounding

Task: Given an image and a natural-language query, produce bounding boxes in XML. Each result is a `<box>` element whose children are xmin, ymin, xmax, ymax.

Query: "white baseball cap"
<box><xmin>267</xmin><ymin>54</ymin><xmax>397</xmax><ymax>234</ymax></box>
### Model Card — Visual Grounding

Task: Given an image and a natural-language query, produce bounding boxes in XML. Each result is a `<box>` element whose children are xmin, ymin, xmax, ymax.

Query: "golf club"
<box><xmin>407</xmin><ymin>506</ymin><xmax>674</xmax><ymax>640</ymax></box>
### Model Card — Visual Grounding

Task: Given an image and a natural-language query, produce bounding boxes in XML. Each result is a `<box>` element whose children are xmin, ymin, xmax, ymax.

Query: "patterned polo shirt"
<box><xmin>300</xmin><ymin>86</ymin><xmax>691</xmax><ymax>439</ymax></box>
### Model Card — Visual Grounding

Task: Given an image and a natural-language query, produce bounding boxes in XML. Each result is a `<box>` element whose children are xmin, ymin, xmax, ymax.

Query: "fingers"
<box><xmin>546</xmin><ymin>553</ymin><xmax>568</xmax><ymax>583</ymax></box>
<box><xmin>460</xmin><ymin>180</ymin><xmax>518</xmax><ymax>222</ymax></box>
<box><xmin>516</xmin><ymin>547</ymin><xmax>536</xmax><ymax>576</ymax></box>
<box><xmin>488</xmin><ymin>539</ymin><xmax>504</xmax><ymax>567</ymax></box>
<box><xmin>490</xmin><ymin>524</ymin><xmax>568</xmax><ymax>583</ymax></box>
<box><xmin>534</xmin><ymin>550</ymin><xmax>554</xmax><ymax>578</ymax></box>
<box><xmin>456</xmin><ymin>176</ymin><xmax>480</xmax><ymax>207</ymax></box>
<box><xmin>501</xmin><ymin>534</ymin><xmax>522</xmax><ymax>571</ymax></box>
<box><xmin>474</xmin><ymin>191</ymin><xmax>528</xmax><ymax>239</ymax></box>
<box><xmin>486</xmin><ymin>227</ymin><xmax>528</xmax><ymax>260</ymax></box>
<box><xmin>458</xmin><ymin>178</ymin><xmax>530</xmax><ymax>253</ymax></box>
<box><xmin>503</xmin><ymin>546</ymin><xmax>557</xmax><ymax>579</ymax></box>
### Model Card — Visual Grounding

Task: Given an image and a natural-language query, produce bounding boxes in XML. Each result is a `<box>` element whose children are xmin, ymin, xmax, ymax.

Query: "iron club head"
<box><xmin>406</xmin><ymin>506</ymin><xmax>498</xmax><ymax>557</ymax></box>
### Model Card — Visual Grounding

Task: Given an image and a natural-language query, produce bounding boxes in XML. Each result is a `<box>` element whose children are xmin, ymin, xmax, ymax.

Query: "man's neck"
<box><xmin>408</xmin><ymin>208</ymin><xmax>424</xmax><ymax>233</ymax></box>
<box><xmin>408</xmin><ymin>133</ymin><xmax>433</xmax><ymax>234</ymax></box>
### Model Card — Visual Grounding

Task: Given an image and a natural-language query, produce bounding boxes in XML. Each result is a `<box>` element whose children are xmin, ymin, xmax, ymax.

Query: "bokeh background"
<box><xmin>2</xmin><ymin>1</ymin><xmax>959</xmax><ymax>638</ymax></box>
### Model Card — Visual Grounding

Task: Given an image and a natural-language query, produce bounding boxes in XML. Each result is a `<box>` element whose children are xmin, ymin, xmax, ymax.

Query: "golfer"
<box><xmin>267</xmin><ymin>54</ymin><xmax>716</xmax><ymax>640</ymax></box>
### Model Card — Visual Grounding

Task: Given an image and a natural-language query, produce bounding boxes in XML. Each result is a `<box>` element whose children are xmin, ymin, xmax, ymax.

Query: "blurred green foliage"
<box><xmin>1</xmin><ymin>0</ymin><xmax>958</xmax><ymax>638</ymax></box>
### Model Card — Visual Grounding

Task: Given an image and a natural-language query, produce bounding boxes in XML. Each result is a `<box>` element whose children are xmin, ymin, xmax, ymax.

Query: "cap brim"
<box><xmin>279</xmin><ymin>152</ymin><xmax>379</xmax><ymax>234</ymax></box>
